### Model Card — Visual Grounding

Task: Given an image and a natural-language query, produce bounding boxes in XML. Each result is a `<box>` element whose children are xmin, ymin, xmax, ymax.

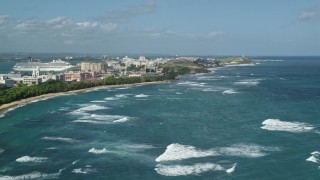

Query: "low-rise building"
<box><xmin>64</xmin><ymin>71</ymin><xmax>97</xmax><ymax>82</ymax></box>
<box><xmin>81</xmin><ymin>62</ymin><xmax>106</xmax><ymax>73</ymax></box>
<box><xmin>23</xmin><ymin>77</ymin><xmax>42</xmax><ymax>85</ymax></box>
<box><xmin>0</xmin><ymin>75</ymin><xmax>14</xmax><ymax>87</ymax></box>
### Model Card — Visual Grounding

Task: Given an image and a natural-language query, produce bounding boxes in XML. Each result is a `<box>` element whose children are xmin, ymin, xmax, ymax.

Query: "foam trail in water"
<box><xmin>90</xmin><ymin>100</ymin><xmax>106</xmax><ymax>103</ymax></box>
<box><xmin>74</xmin><ymin>114</ymin><xmax>132</xmax><ymax>124</ymax></box>
<box><xmin>261</xmin><ymin>119</ymin><xmax>314</xmax><ymax>133</ymax></box>
<box><xmin>88</xmin><ymin>148</ymin><xmax>109</xmax><ymax>154</ymax></box>
<box><xmin>42</xmin><ymin>136</ymin><xmax>79</xmax><ymax>143</ymax></box>
<box><xmin>222</xmin><ymin>89</ymin><xmax>239</xmax><ymax>94</ymax></box>
<box><xmin>235</xmin><ymin>80</ymin><xmax>259</xmax><ymax>86</ymax></box>
<box><xmin>218</xmin><ymin>144</ymin><xmax>280</xmax><ymax>158</ymax></box>
<box><xmin>177</xmin><ymin>81</ymin><xmax>206</xmax><ymax>87</ymax></box>
<box><xmin>156</xmin><ymin>143</ymin><xmax>280</xmax><ymax>162</ymax></box>
<box><xmin>135</xmin><ymin>94</ymin><xmax>149</xmax><ymax>98</ymax></box>
<box><xmin>0</xmin><ymin>148</ymin><xmax>4</xmax><ymax>153</ymax></box>
<box><xmin>306</xmin><ymin>151</ymin><xmax>320</xmax><ymax>163</ymax></box>
<box><xmin>113</xmin><ymin>117</ymin><xmax>130</xmax><ymax>123</ymax></box>
<box><xmin>16</xmin><ymin>156</ymin><xmax>48</xmax><ymax>163</ymax></box>
<box><xmin>119</xmin><ymin>144</ymin><xmax>156</xmax><ymax>151</ymax></box>
<box><xmin>71</xmin><ymin>105</ymin><xmax>108</xmax><ymax>115</ymax></box>
<box><xmin>0</xmin><ymin>172</ymin><xmax>60</xmax><ymax>180</ymax></box>
<box><xmin>155</xmin><ymin>163</ymin><xmax>226</xmax><ymax>176</ymax></box>
<box><xmin>45</xmin><ymin>147</ymin><xmax>58</xmax><ymax>150</ymax></box>
<box><xmin>72</xmin><ymin>168</ymin><xmax>97</xmax><ymax>174</ymax></box>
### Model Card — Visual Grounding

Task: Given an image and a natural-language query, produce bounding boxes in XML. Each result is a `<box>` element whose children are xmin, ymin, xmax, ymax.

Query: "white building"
<box><xmin>0</xmin><ymin>75</ymin><xmax>14</xmax><ymax>87</ymax></box>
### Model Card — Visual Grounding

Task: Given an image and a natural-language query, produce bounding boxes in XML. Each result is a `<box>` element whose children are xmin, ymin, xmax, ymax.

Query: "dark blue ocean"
<box><xmin>1</xmin><ymin>57</ymin><xmax>320</xmax><ymax>179</ymax></box>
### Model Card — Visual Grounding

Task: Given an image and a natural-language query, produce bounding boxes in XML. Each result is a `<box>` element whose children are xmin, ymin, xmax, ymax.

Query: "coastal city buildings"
<box><xmin>1</xmin><ymin>54</ymin><xmax>235</xmax><ymax>87</ymax></box>
<box><xmin>64</xmin><ymin>71</ymin><xmax>97</xmax><ymax>82</ymax></box>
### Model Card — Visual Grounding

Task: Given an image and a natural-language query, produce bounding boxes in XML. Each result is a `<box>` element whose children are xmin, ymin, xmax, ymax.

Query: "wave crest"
<box><xmin>155</xmin><ymin>163</ymin><xmax>227</xmax><ymax>176</ymax></box>
<box><xmin>261</xmin><ymin>119</ymin><xmax>314</xmax><ymax>133</ymax></box>
<box><xmin>88</xmin><ymin>148</ymin><xmax>109</xmax><ymax>154</ymax></box>
<box><xmin>16</xmin><ymin>156</ymin><xmax>48</xmax><ymax>163</ymax></box>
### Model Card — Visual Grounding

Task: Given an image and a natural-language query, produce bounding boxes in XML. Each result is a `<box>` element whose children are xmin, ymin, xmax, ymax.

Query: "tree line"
<box><xmin>0</xmin><ymin>75</ymin><xmax>169</xmax><ymax>105</ymax></box>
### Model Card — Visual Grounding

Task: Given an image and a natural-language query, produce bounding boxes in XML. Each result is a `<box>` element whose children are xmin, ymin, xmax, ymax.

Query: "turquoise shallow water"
<box><xmin>0</xmin><ymin>57</ymin><xmax>320</xmax><ymax>179</ymax></box>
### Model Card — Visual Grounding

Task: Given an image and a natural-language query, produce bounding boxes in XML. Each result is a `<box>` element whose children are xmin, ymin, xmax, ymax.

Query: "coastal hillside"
<box><xmin>216</xmin><ymin>56</ymin><xmax>252</xmax><ymax>65</ymax></box>
<box><xmin>160</xmin><ymin>59</ymin><xmax>209</xmax><ymax>78</ymax></box>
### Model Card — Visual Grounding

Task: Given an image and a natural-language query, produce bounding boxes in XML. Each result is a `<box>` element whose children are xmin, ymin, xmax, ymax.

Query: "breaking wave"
<box><xmin>234</xmin><ymin>79</ymin><xmax>261</xmax><ymax>86</ymax></box>
<box><xmin>71</xmin><ymin>105</ymin><xmax>109</xmax><ymax>115</ymax></box>
<box><xmin>222</xmin><ymin>89</ymin><xmax>239</xmax><ymax>94</ymax></box>
<box><xmin>73</xmin><ymin>114</ymin><xmax>132</xmax><ymax>124</ymax></box>
<box><xmin>0</xmin><ymin>148</ymin><xmax>4</xmax><ymax>153</ymax></box>
<box><xmin>88</xmin><ymin>148</ymin><xmax>109</xmax><ymax>154</ymax></box>
<box><xmin>41</xmin><ymin>136</ymin><xmax>79</xmax><ymax>143</ymax></box>
<box><xmin>177</xmin><ymin>81</ymin><xmax>206</xmax><ymax>87</ymax></box>
<box><xmin>155</xmin><ymin>163</ymin><xmax>233</xmax><ymax>176</ymax></box>
<box><xmin>134</xmin><ymin>94</ymin><xmax>149</xmax><ymax>98</ymax></box>
<box><xmin>156</xmin><ymin>143</ymin><xmax>280</xmax><ymax>162</ymax></box>
<box><xmin>306</xmin><ymin>151</ymin><xmax>320</xmax><ymax>163</ymax></box>
<box><xmin>155</xmin><ymin>143</ymin><xmax>217</xmax><ymax>162</ymax></box>
<box><xmin>16</xmin><ymin>156</ymin><xmax>48</xmax><ymax>163</ymax></box>
<box><xmin>261</xmin><ymin>119</ymin><xmax>314</xmax><ymax>133</ymax></box>
<box><xmin>0</xmin><ymin>171</ymin><xmax>60</xmax><ymax>180</ymax></box>
<box><xmin>90</xmin><ymin>100</ymin><xmax>106</xmax><ymax>103</ymax></box>
<box><xmin>72</xmin><ymin>168</ymin><xmax>97</xmax><ymax>174</ymax></box>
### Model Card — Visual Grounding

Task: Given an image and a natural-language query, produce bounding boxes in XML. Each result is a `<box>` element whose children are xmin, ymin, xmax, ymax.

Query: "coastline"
<box><xmin>0</xmin><ymin>80</ymin><xmax>171</xmax><ymax>116</ymax></box>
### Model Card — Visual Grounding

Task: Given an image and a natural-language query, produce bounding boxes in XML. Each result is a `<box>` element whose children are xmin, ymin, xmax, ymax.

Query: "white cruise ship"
<box><xmin>13</xmin><ymin>59</ymin><xmax>74</xmax><ymax>72</ymax></box>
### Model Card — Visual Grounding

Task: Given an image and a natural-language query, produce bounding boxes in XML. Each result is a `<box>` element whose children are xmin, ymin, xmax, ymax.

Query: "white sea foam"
<box><xmin>222</xmin><ymin>89</ymin><xmax>239</xmax><ymax>94</ymax></box>
<box><xmin>89</xmin><ymin>114</ymin><xmax>130</xmax><ymax>122</ymax></box>
<box><xmin>88</xmin><ymin>148</ymin><xmax>109</xmax><ymax>154</ymax></box>
<box><xmin>226</xmin><ymin>164</ymin><xmax>237</xmax><ymax>173</ymax></box>
<box><xmin>1</xmin><ymin>104</ymin><xmax>26</xmax><ymax>118</ymax></box>
<box><xmin>0</xmin><ymin>172</ymin><xmax>60</xmax><ymax>180</ymax></box>
<box><xmin>235</xmin><ymin>79</ymin><xmax>260</xmax><ymax>86</ymax></box>
<box><xmin>74</xmin><ymin>114</ymin><xmax>132</xmax><ymax>124</ymax></box>
<box><xmin>73</xmin><ymin>120</ymin><xmax>106</xmax><ymax>124</ymax></box>
<box><xmin>120</xmin><ymin>144</ymin><xmax>155</xmax><ymax>151</ymax></box>
<box><xmin>155</xmin><ymin>163</ymin><xmax>225</xmax><ymax>176</ymax></box>
<box><xmin>72</xmin><ymin>168</ymin><xmax>96</xmax><ymax>174</ymax></box>
<box><xmin>72</xmin><ymin>160</ymin><xmax>80</xmax><ymax>165</ymax></box>
<box><xmin>90</xmin><ymin>100</ymin><xmax>106</xmax><ymax>103</ymax></box>
<box><xmin>115</xmin><ymin>94</ymin><xmax>129</xmax><ymax>98</ymax></box>
<box><xmin>261</xmin><ymin>119</ymin><xmax>314</xmax><ymax>133</ymax></box>
<box><xmin>156</xmin><ymin>143</ymin><xmax>279</xmax><ymax>162</ymax></box>
<box><xmin>45</xmin><ymin>147</ymin><xmax>58</xmax><ymax>150</ymax></box>
<box><xmin>117</xmin><ymin>87</ymin><xmax>131</xmax><ymax>90</ymax></box>
<box><xmin>155</xmin><ymin>143</ymin><xmax>217</xmax><ymax>162</ymax></box>
<box><xmin>196</xmin><ymin>76</ymin><xmax>219</xmax><ymax>81</ymax></box>
<box><xmin>202</xmin><ymin>88</ymin><xmax>216</xmax><ymax>92</ymax></box>
<box><xmin>104</xmin><ymin>97</ymin><xmax>114</xmax><ymax>101</ymax></box>
<box><xmin>176</xmin><ymin>92</ymin><xmax>182</xmax><ymax>95</ymax></box>
<box><xmin>218</xmin><ymin>144</ymin><xmax>280</xmax><ymax>158</ymax></box>
<box><xmin>177</xmin><ymin>81</ymin><xmax>205</xmax><ymax>87</ymax></box>
<box><xmin>42</xmin><ymin>136</ymin><xmax>79</xmax><ymax>143</ymax></box>
<box><xmin>16</xmin><ymin>156</ymin><xmax>48</xmax><ymax>163</ymax></box>
<box><xmin>306</xmin><ymin>151</ymin><xmax>320</xmax><ymax>163</ymax></box>
<box><xmin>135</xmin><ymin>94</ymin><xmax>149</xmax><ymax>98</ymax></box>
<box><xmin>72</xmin><ymin>105</ymin><xmax>108</xmax><ymax>114</ymax></box>
<box><xmin>0</xmin><ymin>148</ymin><xmax>4</xmax><ymax>153</ymax></box>
<box><xmin>113</xmin><ymin>117</ymin><xmax>130</xmax><ymax>123</ymax></box>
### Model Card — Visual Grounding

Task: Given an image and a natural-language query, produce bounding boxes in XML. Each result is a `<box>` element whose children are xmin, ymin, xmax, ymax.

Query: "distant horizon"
<box><xmin>0</xmin><ymin>52</ymin><xmax>320</xmax><ymax>58</ymax></box>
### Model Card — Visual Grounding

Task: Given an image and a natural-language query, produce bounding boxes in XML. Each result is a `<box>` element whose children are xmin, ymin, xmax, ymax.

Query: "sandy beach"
<box><xmin>0</xmin><ymin>80</ymin><xmax>171</xmax><ymax>116</ymax></box>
